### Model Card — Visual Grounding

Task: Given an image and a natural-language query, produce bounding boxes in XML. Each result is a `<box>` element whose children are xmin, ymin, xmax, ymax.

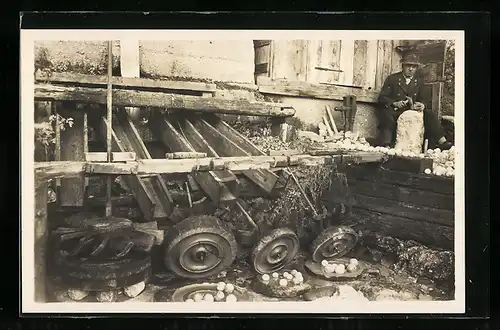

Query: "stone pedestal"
<box><xmin>394</xmin><ymin>110</ymin><xmax>424</xmax><ymax>154</ymax></box>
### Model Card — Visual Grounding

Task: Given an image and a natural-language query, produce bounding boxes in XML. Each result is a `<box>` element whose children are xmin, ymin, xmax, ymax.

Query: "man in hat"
<box><xmin>375</xmin><ymin>52</ymin><xmax>453</xmax><ymax>150</ymax></box>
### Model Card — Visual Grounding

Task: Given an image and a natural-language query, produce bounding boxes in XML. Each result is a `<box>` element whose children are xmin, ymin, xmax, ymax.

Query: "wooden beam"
<box><xmin>85</xmin><ymin>152</ymin><xmax>137</xmax><ymax>162</ymax></box>
<box><xmin>345</xmin><ymin>208</ymin><xmax>453</xmax><ymax>250</ymax></box>
<box><xmin>151</xmin><ymin>116</ymin><xmax>237</xmax><ymax>204</ymax></box>
<box><xmin>182</xmin><ymin>119</ymin><xmax>240</xmax><ymax>196</ymax></box>
<box><xmin>256</xmin><ymin>77</ymin><xmax>379</xmax><ymax>103</ymax></box>
<box><xmin>35</xmin><ymin>84</ymin><xmax>295</xmax><ymax>118</ymax></box>
<box><xmin>35</xmin><ymin>71</ymin><xmax>217</xmax><ymax>94</ymax></box>
<box><xmin>58</xmin><ymin>104</ymin><xmax>86</xmax><ymax>207</ymax></box>
<box><xmin>34</xmin><ymin>151</ymin><xmax>390</xmax><ymax>180</ymax></box>
<box><xmin>348</xmin><ymin>178</ymin><xmax>455</xmax><ymax>211</ymax></box>
<box><xmin>34</xmin><ymin>180</ymin><xmax>48</xmax><ymax>302</ymax></box>
<box><xmin>101</xmin><ymin>115</ymin><xmax>173</xmax><ymax>221</ymax></box>
<box><xmin>193</xmin><ymin>118</ymin><xmax>279</xmax><ymax>193</ymax></box>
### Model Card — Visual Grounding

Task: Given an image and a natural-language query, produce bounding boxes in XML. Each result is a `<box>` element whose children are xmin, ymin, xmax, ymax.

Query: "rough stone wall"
<box><xmin>35</xmin><ymin>40</ymin><xmax>255</xmax><ymax>84</ymax></box>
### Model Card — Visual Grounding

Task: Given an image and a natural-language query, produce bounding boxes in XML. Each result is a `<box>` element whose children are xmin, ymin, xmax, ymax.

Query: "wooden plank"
<box><xmin>101</xmin><ymin>116</ymin><xmax>173</xmax><ymax>220</ymax></box>
<box><xmin>391</xmin><ymin>40</ymin><xmax>403</xmax><ymax>73</ymax></box>
<box><xmin>34</xmin><ymin>180</ymin><xmax>48</xmax><ymax>302</ymax></box>
<box><xmin>345</xmin><ymin>208</ymin><xmax>454</xmax><ymax>250</ymax></box>
<box><xmin>85</xmin><ymin>152</ymin><xmax>137</xmax><ymax>162</ymax></box>
<box><xmin>256</xmin><ymin>78</ymin><xmax>379</xmax><ymax>104</ymax></box>
<box><xmin>152</xmin><ymin>116</ymin><xmax>236</xmax><ymax>204</ymax></box>
<box><xmin>35</xmin><ymin>84</ymin><xmax>295</xmax><ymax>118</ymax></box>
<box><xmin>382</xmin><ymin>40</ymin><xmax>394</xmax><ymax>84</ymax></box>
<box><xmin>430</xmin><ymin>82</ymin><xmax>444</xmax><ymax>119</ymax></box>
<box><xmin>165</xmin><ymin>152</ymin><xmax>207</xmax><ymax>159</ymax></box>
<box><xmin>339</xmin><ymin>39</ymin><xmax>355</xmax><ymax>86</ymax></box>
<box><xmin>352</xmin><ymin>40</ymin><xmax>368</xmax><ymax>87</ymax></box>
<box><xmin>317</xmin><ymin>40</ymin><xmax>342</xmax><ymax>84</ymax></box>
<box><xmin>352</xmin><ymin>193</ymin><xmax>454</xmax><ymax>226</ymax></box>
<box><xmin>192</xmin><ymin>118</ymin><xmax>279</xmax><ymax>193</ymax></box>
<box><xmin>100</xmin><ymin>117</ymin><xmax>156</xmax><ymax>221</ymax></box>
<box><xmin>375</xmin><ymin>40</ymin><xmax>386</xmax><ymax>91</ymax></box>
<box><xmin>182</xmin><ymin>119</ymin><xmax>240</xmax><ymax>196</ymax></box>
<box><xmin>345</xmin><ymin>164</ymin><xmax>454</xmax><ymax>195</ymax></box>
<box><xmin>59</xmin><ymin>105</ymin><xmax>86</xmax><ymax>207</ymax></box>
<box><xmin>35</xmin><ymin>152</ymin><xmax>397</xmax><ymax>179</ymax></box>
<box><xmin>365</xmin><ymin>40</ymin><xmax>379</xmax><ymax>90</ymax></box>
<box><xmin>381</xmin><ymin>157</ymin><xmax>434</xmax><ymax>174</ymax></box>
<box><xmin>35</xmin><ymin>71</ymin><xmax>217</xmax><ymax>93</ymax></box>
<box><xmin>53</xmin><ymin>102</ymin><xmax>61</xmax><ymax>188</ymax></box>
<box><xmin>348</xmin><ymin>179</ymin><xmax>455</xmax><ymax>211</ymax></box>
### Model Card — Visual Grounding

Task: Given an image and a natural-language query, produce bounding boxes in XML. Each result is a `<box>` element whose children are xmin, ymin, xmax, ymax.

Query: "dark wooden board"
<box><xmin>381</xmin><ymin>157</ymin><xmax>434</xmax><ymax>174</ymax></box>
<box><xmin>351</xmin><ymin>193</ymin><xmax>454</xmax><ymax>226</ymax></box>
<box><xmin>345</xmin><ymin>208</ymin><xmax>454</xmax><ymax>250</ymax></box>
<box><xmin>345</xmin><ymin>164</ymin><xmax>454</xmax><ymax>195</ymax></box>
<box><xmin>348</xmin><ymin>179</ymin><xmax>454</xmax><ymax>211</ymax></box>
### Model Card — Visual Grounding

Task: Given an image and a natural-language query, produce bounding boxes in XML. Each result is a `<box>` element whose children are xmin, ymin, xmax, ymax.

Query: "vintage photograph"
<box><xmin>22</xmin><ymin>30</ymin><xmax>464</xmax><ymax>313</ymax></box>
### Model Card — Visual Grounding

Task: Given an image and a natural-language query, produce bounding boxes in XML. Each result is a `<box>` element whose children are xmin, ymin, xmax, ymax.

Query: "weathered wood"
<box><xmin>35</xmin><ymin>84</ymin><xmax>295</xmax><ymax>117</ymax></box>
<box><xmin>182</xmin><ymin>119</ymin><xmax>240</xmax><ymax>197</ymax></box>
<box><xmin>35</xmin><ymin>151</ymin><xmax>398</xmax><ymax>180</ymax></box>
<box><xmin>35</xmin><ymin>71</ymin><xmax>217</xmax><ymax>93</ymax></box>
<box><xmin>85</xmin><ymin>152</ymin><xmax>137</xmax><ymax>162</ymax></box>
<box><xmin>364</xmin><ymin>40</ymin><xmax>378</xmax><ymax>90</ymax></box>
<box><xmin>339</xmin><ymin>40</ymin><xmax>355</xmax><ymax>86</ymax></box>
<box><xmin>352</xmin><ymin>40</ymin><xmax>368</xmax><ymax>87</ymax></box>
<box><xmin>101</xmin><ymin>115</ymin><xmax>173</xmax><ymax>221</ymax></box>
<box><xmin>34</xmin><ymin>180</ymin><xmax>48</xmax><ymax>302</ymax></box>
<box><xmin>152</xmin><ymin>116</ymin><xmax>236</xmax><ymax>204</ymax></box>
<box><xmin>344</xmin><ymin>208</ymin><xmax>454</xmax><ymax>250</ymax></box>
<box><xmin>193</xmin><ymin>118</ymin><xmax>279</xmax><ymax>194</ymax></box>
<box><xmin>268</xmin><ymin>149</ymin><xmax>302</xmax><ymax>157</ymax></box>
<box><xmin>165</xmin><ymin>152</ymin><xmax>207</xmax><ymax>159</ymax></box>
<box><xmin>256</xmin><ymin>77</ymin><xmax>379</xmax><ymax>104</ymax></box>
<box><xmin>59</xmin><ymin>105</ymin><xmax>86</xmax><ymax>206</ymax></box>
<box><xmin>351</xmin><ymin>193</ymin><xmax>454</xmax><ymax>226</ymax></box>
<box><xmin>347</xmin><ymin>179</ymin><xmax>455</xmax><ymax>211</ymax></box>
<box><xmin>345</xmin><ymin>164</ymin><xmax>454</xmax><ymax>195</ymax></box>
<box><xmin>381</xmin><ymin>157</ymin><xmax>433</xmax><ymax>174</ymax></box>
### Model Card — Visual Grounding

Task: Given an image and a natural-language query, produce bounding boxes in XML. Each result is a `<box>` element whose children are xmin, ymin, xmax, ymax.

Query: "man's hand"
<box><xmin>392</xmin><ymin>100</ymin><xmax>406</xmax><ymax>109</ymax></box>
<box><xmin>412</xmin><ymin>102</ymin><xmax>425</xmax><ymax>111</ymax></box>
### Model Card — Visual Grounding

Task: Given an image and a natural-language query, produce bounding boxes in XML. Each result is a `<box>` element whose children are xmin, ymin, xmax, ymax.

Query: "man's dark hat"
<box><xmin>400</xmin><ymin>52</ymin><xmax>421</xmax><ymax>66</ymax></box>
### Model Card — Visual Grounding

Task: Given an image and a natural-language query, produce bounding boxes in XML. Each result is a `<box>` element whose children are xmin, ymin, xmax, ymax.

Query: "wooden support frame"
<box><xmin>101</xmin><ymin>113</ymin><xmax>173</xmax><ymax>221</ymax></box>
<box><xmin>182</xmin><ymin>119</ymin><xmax>240</xmax><ymax>197</ymax></box>
<box><xmin>35</xmin><ymin>84</ymin><xmax>295</xmax><ymax>118</ymax></box>
<box><xmin>151</xmin><ymin>115</ymin><xmax>237</xmax><ymax>205</ymax></box>
<box><xmin>35</xmin><ymin>71</ymin><xmax>217</xmax><ymax>94</ymax></box>
<box><xmin>256</xmin><ymin>77</ymin><xmax>379</xmax><ymax>104</ymax></box>
<box><xmin>34</xmin><ymin>153</ymin><xmax>387</xmax><ymax>180</ymax></box>
<box><xmin>193</xmin><ymin>118</ymin><xmax>279</xmax><ymax>194</ymax></box>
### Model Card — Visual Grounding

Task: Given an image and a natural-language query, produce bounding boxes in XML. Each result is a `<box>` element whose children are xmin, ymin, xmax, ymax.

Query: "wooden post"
<box><xmin>59</xmin><ymin>102</ymin><xmax>86</xmax><ymax>207</ymax></box>
<box><xmin>431</xmin><ymin>82</ymin><xmax>444</xmax><ymax>120</ymax></box>
<box><xmin>106</xmin><ymin>40</ymin><xmax>113</xmax><ymax>217</ymax></box>
<box><xmin>34</xmin><ymin>179</ymin><xmax>48</xmax><ymax>302</ymax></box>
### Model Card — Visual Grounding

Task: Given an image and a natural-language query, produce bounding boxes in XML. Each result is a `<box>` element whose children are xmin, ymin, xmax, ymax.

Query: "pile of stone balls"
<box><xmin>324</xmin><ymin>131</ymin><xmax>456</xmax><ymax>178</ymax></box>
<box><xmin>261</xmin><ymin>269</ymin><xmax>304</xmax><ymax>287</ymax></box>
<box><xmin>424</xmin><ymin>146</ymin><xmax>456</xmax><ymax>177</ymax></box>
<box><xmin>184</xmin><ymin>282</ymin><xmax>237</xmax><ymax>303</ymax></box>
<box><xmin>321</xmin><ymin>258</ymin><xmax>360</xmax><ymax>275</ymax></box>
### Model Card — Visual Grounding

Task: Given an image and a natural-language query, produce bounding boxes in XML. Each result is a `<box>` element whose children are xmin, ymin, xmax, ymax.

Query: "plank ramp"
<box><xmin>100</xmin><ymin>110</ymin><xmax>173</xmax><ymax>221</ymax></box>
<box><xmin>150</xmin><ymin>113</ymin><xmax>237</xmax><ymax>205</ymax></box>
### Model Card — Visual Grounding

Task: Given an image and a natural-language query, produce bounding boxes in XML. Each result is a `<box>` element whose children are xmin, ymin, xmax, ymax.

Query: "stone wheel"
<box><xmin>164</xmin><ymin>215</ymin><xmax>237</xmax><ymax>280</ymax></box>
<box><xmin>310</xmin><ymin>226</ymin><xmax>359</xmax><ymax>263</ymax></box>
<box><xmin>251</xmin><ymin>228</ymin><xmax>300</xmax><ymax>275</ymax></box>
